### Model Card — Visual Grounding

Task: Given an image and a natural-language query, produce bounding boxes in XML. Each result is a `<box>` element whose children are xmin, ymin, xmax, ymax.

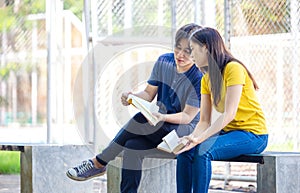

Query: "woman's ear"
<box><xmin>201</xmin><ymin>45</ymin><xmax>208</xmax><ymax>54</ymax></box>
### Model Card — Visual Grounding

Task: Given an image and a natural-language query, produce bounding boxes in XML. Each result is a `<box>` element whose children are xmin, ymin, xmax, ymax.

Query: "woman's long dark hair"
<box><xmin>190</xmin><ymin>27</ymin><xmax>258</xmax><ymax>106</ymax></box>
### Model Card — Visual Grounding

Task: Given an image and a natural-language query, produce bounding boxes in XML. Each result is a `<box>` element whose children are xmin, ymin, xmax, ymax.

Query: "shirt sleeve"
<box><xmin>147</xmin><ymin>58</ymin><xmax>161</xmax><ymax>86</ymax></box>
<box><xmin>225</xmin><ymin>62</ymin><xmax>246</xmax><ymax>86</ymax></box>
<box><xmin>186</xmin><ymin>76</ymin><xmax>201</xmax><ymax>108</ymax></box>
<box><xmin>200</xmin><ymin>74</ymin><xmax>210</xmax><ymax>94</ymax></box>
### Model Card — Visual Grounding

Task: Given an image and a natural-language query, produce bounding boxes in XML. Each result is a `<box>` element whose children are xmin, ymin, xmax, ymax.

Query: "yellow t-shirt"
<box><xmin>201</xmin><ymin>62</ymin><xmax>268</xmax><ymax>135</ymax></box>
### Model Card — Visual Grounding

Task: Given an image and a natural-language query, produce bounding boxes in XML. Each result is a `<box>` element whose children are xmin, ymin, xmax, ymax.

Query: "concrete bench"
<box><xmin>106</xmin><ymin>151</ymin><xmax>300</xmax><ymax>193</ymax></box>
<box><xmin>1</xmin><ymin>144</ymin><xmax>95</xmax><ymax>193</ymax></box>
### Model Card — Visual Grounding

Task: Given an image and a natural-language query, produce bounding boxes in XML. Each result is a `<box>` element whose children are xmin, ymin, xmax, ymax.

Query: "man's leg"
<box><xmin>67</xmin><ymin>112</ymin><xmax>176</xmax><ymax>181</ymax></box>
<box><xmin>120</xmin><ymin>137</ymin><xmax>151</xmax><ymax>193</ymax></box>
<box><xmin>119</xmin><ymin>123</ymin><xmax>176</xmax><ymax>193</ymax></box>
<box><xmin>96</xmin><ymin>112</ymin><xmax>166</xmax><ymax>165</ymax></box>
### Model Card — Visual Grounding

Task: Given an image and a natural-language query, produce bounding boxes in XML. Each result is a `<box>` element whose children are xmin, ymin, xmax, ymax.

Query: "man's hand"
<box><xmin>121</xmin><ymin>92</ymin><xmax>132</xmax><ymax>106</ymax></box>
<box><xmin>152</xmin><ymin>112</ymin><xmax>166</xmax><ymax>123</ymax></box>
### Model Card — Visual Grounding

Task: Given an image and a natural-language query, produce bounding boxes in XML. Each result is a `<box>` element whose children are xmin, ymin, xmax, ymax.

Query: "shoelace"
<box><xmin>76</xmin><ymin>160</ymin><xmax>93</xmax><ymax>175</ymax></box>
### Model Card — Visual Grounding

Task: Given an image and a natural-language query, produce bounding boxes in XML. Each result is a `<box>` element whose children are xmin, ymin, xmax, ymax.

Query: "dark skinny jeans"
<box><xmin>96</xmin><ymin>112</ymin><xmax>178</xmax><ymax>193</ymax></box>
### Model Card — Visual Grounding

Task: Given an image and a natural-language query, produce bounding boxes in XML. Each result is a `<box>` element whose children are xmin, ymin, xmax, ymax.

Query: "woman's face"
<box><xmin>190</xmin><ymin>40</ymin><xmax>208</xmax><ymax>69</ymax></box>
<box><xmin>174</xmin><ymin>39</ymin><xmax>194</xmax><ymax>72</ymax></box>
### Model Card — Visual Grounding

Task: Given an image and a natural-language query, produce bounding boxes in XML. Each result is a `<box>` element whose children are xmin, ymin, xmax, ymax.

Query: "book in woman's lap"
<box><xmin>157</xmin><ymin>130</ymin><xmax>188</xmax><ymax>154</ymax></box>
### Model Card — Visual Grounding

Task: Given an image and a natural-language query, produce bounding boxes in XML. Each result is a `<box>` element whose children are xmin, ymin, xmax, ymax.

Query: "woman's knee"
<box><xmin>177</xmin><ymin>148</ymin><xmax>195</xmax><ymax>162</ymax></box>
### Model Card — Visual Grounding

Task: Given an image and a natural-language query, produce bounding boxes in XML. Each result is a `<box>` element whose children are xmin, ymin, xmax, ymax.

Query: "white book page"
<box><xmin>163</xmin><ymin>130</ymin><xmax>180</xmax><ymax>151</ymax></box>
<box><xmin>127</xmin><ymin>94</ymin><xmax>159</xmax><ymax>125</ymax></box>
<box><xmin>157</xmin><ymin>141</ymin><xmax>172</xmax><ymax>153</ymax></box>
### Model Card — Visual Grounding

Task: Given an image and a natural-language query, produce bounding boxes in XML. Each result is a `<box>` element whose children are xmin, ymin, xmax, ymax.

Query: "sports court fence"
<box><xmin>0</xmin><ymin>0</ymin><xmax>299</xmax><ymax>150</ymax></box>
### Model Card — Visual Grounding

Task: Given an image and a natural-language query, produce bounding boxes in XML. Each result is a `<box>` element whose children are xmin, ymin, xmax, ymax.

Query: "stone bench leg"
<box><xmin>257</xmin><ymin>155</ymin><xmax>300</xmax><ymax>193</ymax></box>
<box><xmin>21</xmin><ymin>145</ymin><xmax>94</xmax><ymax>193</ymax></box>
<box><xmin>107</xmin><ymin>157</ymin><xmax>177</xmax><ymax>193</ymax></box>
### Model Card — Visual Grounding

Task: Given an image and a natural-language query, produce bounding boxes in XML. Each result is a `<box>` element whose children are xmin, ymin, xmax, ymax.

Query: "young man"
<box><xmin>66</xmin><ymin>23</ymin><xmax>203</xmax><ymax>193</ymax></box>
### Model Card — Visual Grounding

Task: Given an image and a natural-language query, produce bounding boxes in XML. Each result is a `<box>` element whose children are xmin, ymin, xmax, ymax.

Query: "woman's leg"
<box><xmin>192</xmin><ymin>130</ymin><xmax>268</xmax><ymax>193</ymax></box>
<box><xmin>176</xmin><ymin>148</ymin><xmax>195</xmax><ymax>193</ymax></box>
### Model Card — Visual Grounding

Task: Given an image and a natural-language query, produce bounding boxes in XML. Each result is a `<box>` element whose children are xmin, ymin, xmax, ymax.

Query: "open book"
<box><xmin>157</xmin><ymin>130</ymin><xmax>188</xmax><ymax>154</ymax></box>
<box><xmin>127</xmin><ymin>94</ymin><xmax>160</xmax><ymax>126</ymax></box>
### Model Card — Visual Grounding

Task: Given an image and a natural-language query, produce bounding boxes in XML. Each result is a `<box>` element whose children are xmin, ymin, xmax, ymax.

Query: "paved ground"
<box><xmin>0</xmin><ymin>174</ymin><xmax>107</xmax><ymax>193</ymax></box>
<box><xmin>0</xmin><ymin>174</ymin><xmax>250</xmax><ymax>193</ymax></box>
<box><xmin>0</xmin><ymin>175</ymin><xmax>20</xmax><ymax>193</ymax></box>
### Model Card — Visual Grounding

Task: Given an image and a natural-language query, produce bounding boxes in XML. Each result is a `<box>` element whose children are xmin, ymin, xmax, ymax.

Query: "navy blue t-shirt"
<box><xmin>147</xmin><ymin>53</ymin><xmax>202</xmax><ymax>130</ymax></box>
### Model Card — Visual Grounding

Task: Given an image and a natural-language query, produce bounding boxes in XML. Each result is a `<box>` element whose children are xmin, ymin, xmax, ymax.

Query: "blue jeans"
<box><xmin>176</xmin><ymin>130</ymin><xmax>268</xmax><ymax>193</ymax></box>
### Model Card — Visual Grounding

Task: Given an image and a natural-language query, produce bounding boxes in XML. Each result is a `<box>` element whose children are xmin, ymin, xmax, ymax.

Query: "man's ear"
<box><xmin>202</xmin><ymin>45</ymin><xmax>208</xmax><ymax>53</ymax></box>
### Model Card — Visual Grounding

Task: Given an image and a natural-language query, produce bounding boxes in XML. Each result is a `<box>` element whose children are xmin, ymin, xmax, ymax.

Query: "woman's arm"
<box><xmin>191</xmin><ymin>93</ymin><xmax>212</xmax><ymax>137</ymax></box>
<box><xmin>178</xmin><ymin>84</ymin><xmax>243</xmax><ymax>153</ymax></box>
<box><xmin>195</xmin><ymin>84</ymin><xmax>243</xmax><ymax>143</ymax></box>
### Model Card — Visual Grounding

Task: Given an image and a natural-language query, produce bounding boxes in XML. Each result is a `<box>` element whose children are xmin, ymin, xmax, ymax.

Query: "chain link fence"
<box><xmin>1</xmin><ymin>0</ymin><xmax>46</xmax><ymax>125</ymax></box>
<box><xmin>91</xmin><ymin>0</ymin><xmax>300</xmax><ymax>152</ymax></box>
<box><xmin>228</xmin><ymin>0</ymin><xmax>300</xmax><ymax>151</ymax></box>
<box><xmin>0</xmin><ymin>0</ymin><xmax>299</xmax><ymax>190</ymax></box>
<box><xmin>91</xmin><ymin>0</ymin><xmax>300</xmax><ymax>189</ymax></box>
<box><xmin>0</xmin><ymin>0</ymin><xmax>84</xmax><ymax>130</ymax></box>
<box><xmin>0</xmin><ymin>0</ymin><xmax>299</xmax><ymax>151</ymax></box>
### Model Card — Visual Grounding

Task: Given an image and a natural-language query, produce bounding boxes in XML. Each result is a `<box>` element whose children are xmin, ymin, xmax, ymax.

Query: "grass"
<box><xmin>0</xmin><ymin>151</ymin><xmax>20</xmax><ymax>174</ymax></box>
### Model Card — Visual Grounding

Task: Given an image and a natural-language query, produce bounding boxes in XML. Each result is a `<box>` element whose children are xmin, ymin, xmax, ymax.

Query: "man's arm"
<box><xmin>121</xmin><ymin>84</ymin><xmax>158</xmax><ymax>106</ymax></box>
<box><xmin>134</xmin><ymin>84</ymin><xmax>158</xmax><ymax>102</ymax></box>
<box><xmin>161</xmin><ymin>104</ymin><xmax>199</xmax><ymax>125</ymax></box>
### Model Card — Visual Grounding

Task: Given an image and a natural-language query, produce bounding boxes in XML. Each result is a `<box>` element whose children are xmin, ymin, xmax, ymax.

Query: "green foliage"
<box><xmin>64</xmin><ymin>0</ymin><xmax>83</xmax><ymax>20</ymax></box>
<box><xmin>1</xmin><ymin>0</ymin><xmax>83</xmax><ymax>32</ymax></box>
<box><xmin>238</xmin><ymin>0</ymin><xmax>290</xmax><ymax>34</ymax></box>
<box><xmin>0</xmin><ymin>151</ymin><xmax>20</xmax><ymax>174</ymax></box>
<box><xmin>0</xmin><ymin>66</ymin><xmax>11</xmax><ymax>80</ymax></box>
<box><xmin>20</xmin><ymin>0</ymin><xmax>46</xmax><ymax>15</ymax></box>
<box><xmin>0</xmin><ymin>6</ymin><xmax>16</xmax><ymax>30</ymax></box>
<box><xmin>0</xmin><ymin>63</ymin><xmax>22</xmax><ymax>80</ymax></box>
<box><xmin>267</xmin><ymin>141</ymin><xmax>295</xmax><ymax>151</ymax></box>
<box><xmin>0</xmin><ymin>0</ymin><xmax>45</xmax><ymax>32</ymax></box>
<box><xmin>0</xmin><ymin>96</ymin><xmax>9</xmax><ymax>107</ymax></box>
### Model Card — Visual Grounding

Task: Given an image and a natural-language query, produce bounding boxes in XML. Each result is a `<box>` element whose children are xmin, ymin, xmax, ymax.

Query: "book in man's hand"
<box><xmin>157</xmin><ymin>130</ymin><xmax>188</xmax><ymax>154</ymax></box>
<box><xmin>127</xmin><ymin>94</ymin><xmax>160</xmax><ymax>126</ymax></box>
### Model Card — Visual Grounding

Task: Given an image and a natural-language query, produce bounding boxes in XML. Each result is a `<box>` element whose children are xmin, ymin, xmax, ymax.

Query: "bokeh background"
<box><xmin>0</xmin><ymin>0</ymin><xmax>299</xmax><ymax>152</ymax></box>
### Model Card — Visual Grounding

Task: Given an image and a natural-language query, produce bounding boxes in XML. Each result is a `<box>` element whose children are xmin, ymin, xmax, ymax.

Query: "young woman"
<box><xmin>177</xmin><ymin>27</ymin><xmax>268</xmax><ymax>193</ymax></box>
<box><xmin>66</xmin><ymin>23</ymin><xmax>203</xmax><ymax>193</ymax></box>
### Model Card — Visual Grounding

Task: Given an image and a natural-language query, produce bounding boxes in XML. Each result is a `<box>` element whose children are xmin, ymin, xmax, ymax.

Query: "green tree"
<box><xmin>0</xmin><ymin>6</ymin><xmax>16</xmax><ymax>31</ymax></box>
<box><xmin>230</xmin><ymin>0</ymin><xmax>290</xmax><ymax>36</ymax></box>
<box><xmin>64</xmin><ymin>0</ymin><xmax>83</xmax><ymax>20</ymax></box>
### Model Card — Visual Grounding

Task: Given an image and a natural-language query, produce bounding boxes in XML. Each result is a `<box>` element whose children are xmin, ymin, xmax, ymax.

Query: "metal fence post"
<box><xmin>223</xmin><ymin>0</ymin><xmax>232</xmax><ymax>184</ymax></box>
<box><xmin>224</xmin><ymin>0</ymin><xmax>231</xmax><ymax>49</ymax></box>
<box><xmin>291</xmin><ymin>0</ymin><xmax>300</xmax><ymax>150</ymax></box>
<box><xmin>46</xmin><ymin>0</ymin><xmax>55</xmax><ymax>143</ymax></box>
<box><xmin>171</xmin><ymin>0</ymin><xmax>176</xmax><ymax>46</ymax></box>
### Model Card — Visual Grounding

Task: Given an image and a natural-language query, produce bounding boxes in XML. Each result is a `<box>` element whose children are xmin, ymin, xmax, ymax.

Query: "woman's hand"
<box><xmin>121</xmin><ymin>92</ymin><xmax>132</xmax><ymax>106</ymax></box>
<box><xmin>176</xmin><ymin>135</ymin><xmax>199</xmax><ymax>154</ymax></box>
